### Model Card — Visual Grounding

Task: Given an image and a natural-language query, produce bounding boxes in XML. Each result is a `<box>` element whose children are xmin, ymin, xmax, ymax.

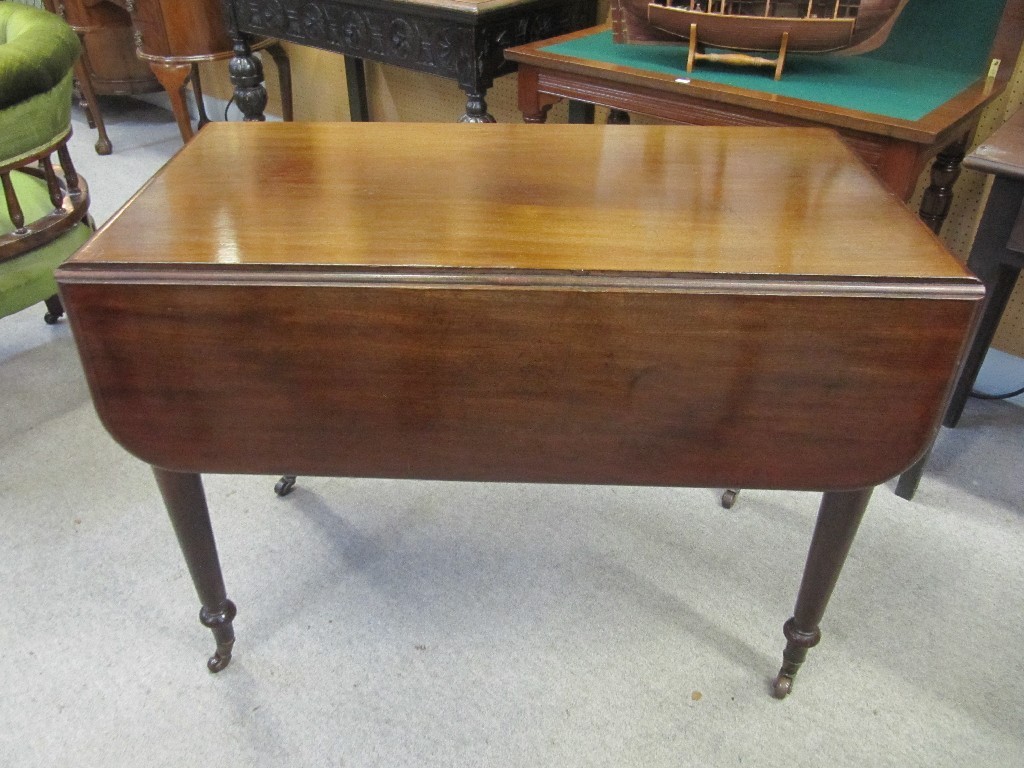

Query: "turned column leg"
<box><xmin>459</xmin><ymin>88</ymin><xmax>496</xmax><ymax>123</ymax></box>
<box><xmin>773</xmin><ymin>487</ymin><xmax>873</xmax><ymax>698</ymax></box>
<box><xmin>228</xmin><ymin>36</ymin><xmax>268</xmax><ymax>122</ymax></box>
<box><xmin>153</xmin><ymin>468</ymin><xmax>237</xmax><ymax>673</ymax></box>
<box><xmin>919</xmin><ymin>137</ymin><xmax>968</xmax><ymax>234</ymax></box>
<box><xmin>150</xmin><ymin>62</ymin><xmax>195</xmax><ymax>143</ymax></box>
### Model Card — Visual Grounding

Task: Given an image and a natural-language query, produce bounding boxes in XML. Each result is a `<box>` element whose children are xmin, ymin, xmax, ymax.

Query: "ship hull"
<box><xmin>612</xmin><ymin>1</ymin><xmax>907</xmax><ymax>54</ymax></box>
<box><xmin>648</xmin><ymin>7</ymin><xmax>856</xmax><ymax>52</ymax></box>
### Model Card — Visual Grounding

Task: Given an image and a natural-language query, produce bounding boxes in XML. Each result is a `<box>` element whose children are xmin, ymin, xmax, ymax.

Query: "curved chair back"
<box><xmin>1</xmin><ymin>2</ymin><xmax>92</xmax><ymax>323</ymax></box>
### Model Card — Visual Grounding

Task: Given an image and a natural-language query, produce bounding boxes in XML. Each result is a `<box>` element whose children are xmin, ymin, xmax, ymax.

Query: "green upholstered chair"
<box><xmin>1</xmin><ymin>1</ymin><xmax>91</xmax><ymax>324</ymax></box>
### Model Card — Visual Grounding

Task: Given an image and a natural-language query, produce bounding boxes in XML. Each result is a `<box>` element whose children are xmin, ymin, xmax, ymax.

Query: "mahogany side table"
<box><xmin>57</xmin><ymin>122</ymin><xmax>981</xmax><ymax>698</ymax></box>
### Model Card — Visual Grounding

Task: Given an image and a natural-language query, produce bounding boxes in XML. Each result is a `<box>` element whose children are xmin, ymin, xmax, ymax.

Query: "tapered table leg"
<box><xmin>152</xmin><ymin>468</ymin><xmax>236</xmax><ymax>672</ymax></box>
<box><xmin>773</xmin><ymin>487</ymin><xmax>873</xmax><ymax>698</ymax></box>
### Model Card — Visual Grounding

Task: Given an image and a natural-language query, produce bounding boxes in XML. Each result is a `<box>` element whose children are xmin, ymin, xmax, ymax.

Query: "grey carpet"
<box><xmin>1</xmin><ymin>99</ymin><xmax>1022</xmax><ymax>767</ymax></box>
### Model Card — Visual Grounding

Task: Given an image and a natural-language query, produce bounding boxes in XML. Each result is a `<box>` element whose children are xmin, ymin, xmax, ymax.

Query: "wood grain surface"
<box><xmin>69</xmin><ymin>122</ymin><xmax>970</xmax><ymax>279</ymax></box>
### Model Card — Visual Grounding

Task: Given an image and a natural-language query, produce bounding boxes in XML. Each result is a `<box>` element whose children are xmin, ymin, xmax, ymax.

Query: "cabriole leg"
<box><xmin>773</xmin><ymin>487</ymin><xmax>873</xmax><ymax>698</ymax></box>
<box><xmin>152</xmin><ymin>468</ymin><xmax>236</xmax><ymax>672</ymax></box>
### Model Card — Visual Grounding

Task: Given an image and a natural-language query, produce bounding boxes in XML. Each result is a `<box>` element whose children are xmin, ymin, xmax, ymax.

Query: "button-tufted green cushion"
<box><xmin>0</xmin><ymin>2</ymin><xmax>81</xmax><ymax>109</ymax></box>
<box><xmin>0</xmin><ymin>69</ymin><xmax>73</xmax><ymax>161</ymax></box>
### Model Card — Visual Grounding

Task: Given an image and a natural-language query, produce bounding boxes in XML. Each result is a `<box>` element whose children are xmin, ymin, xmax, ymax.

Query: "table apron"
<box><xmin>60</xmin><ymin>279</ymin><xmax>977</xmax><ymax>490</ymax></box>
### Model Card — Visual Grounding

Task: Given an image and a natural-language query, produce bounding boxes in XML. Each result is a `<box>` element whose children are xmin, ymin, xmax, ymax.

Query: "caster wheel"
<box><xmin>274</xmin><ymin>475</ymin><xmax>296</xmax><ymax>497</ymax></box>
<box><xmin>772</xmin><ymin>674</ymin><xmax>793</xmax><ymax>699</ymax></box>
<box><xmin>44</xmin><ymin>312</ymin><xmax>61</xmax><ymax>325</ymax></box>
<box><xmin>207</xmin><ymin>651</ymin><xmax>231</xmax><ymax>673</ymax></box>
<box><xmin>721</xmin><ymin>489</ymin><xmax>739</xmax><ymax>509</ymax></box>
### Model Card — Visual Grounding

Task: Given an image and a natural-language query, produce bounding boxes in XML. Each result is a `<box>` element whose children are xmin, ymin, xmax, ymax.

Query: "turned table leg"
<box><xmin>773</xmin><ymin>487</ymin><xmax>873</xmax><ymax>698</ymax></box>
<box><xmin>459</xmin><ymin>88</ymin><xmax>496</xmax><ymax>123</ymax></box>
<box><xmin>919</xmin><ymin>137</ymin><xmax>968</xmax><ymax>234</ymax></box>
<box><xmin>153</xmin><ymin>468</ymin><xmax>236</xmax><ymax>672</ymax></box>
<box><xmin>228</xmin><ymin>36</ymin><xmax>268</xmax><ymax>122</ymax></box>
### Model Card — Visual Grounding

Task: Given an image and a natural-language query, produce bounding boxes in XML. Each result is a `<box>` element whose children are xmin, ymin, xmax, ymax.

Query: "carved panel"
<box><xmin>228</xmin><ymin>0</ymin><xmax>593</xmax><ymax>90</ymax></box>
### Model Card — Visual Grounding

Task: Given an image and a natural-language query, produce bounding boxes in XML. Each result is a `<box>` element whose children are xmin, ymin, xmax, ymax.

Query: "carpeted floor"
<box><xmin>1</xmin><ymin>98</ymin><xmax>1022</xmax><ymax>767</ymax></box>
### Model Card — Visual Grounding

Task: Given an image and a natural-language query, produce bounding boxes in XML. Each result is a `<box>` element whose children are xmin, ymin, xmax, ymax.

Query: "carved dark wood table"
<box><xmin>58</xmin><ymin>122</ymin><xmax>980</xmax><ymax>698</ymax></box>
<box><xmin>220</xmin><ymin>0</ymin><xmax>595</xmax><ymax>122</ymax></box>
<box><xmin>507</xmin><ymin>0</ymin><xmax>1024</xmax><ymax>232</ymax></box>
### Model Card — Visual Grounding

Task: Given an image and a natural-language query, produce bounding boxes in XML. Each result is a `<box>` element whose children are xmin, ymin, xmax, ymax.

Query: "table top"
<box><xmin>68</xmin><ymin>122</ymin><xmax>971</xmax><ymax>288</ymax></box>
<box><xmin>965</xmin><ymin>106</ymin><xmax>1024</xmax><ymax>181</ymax></box>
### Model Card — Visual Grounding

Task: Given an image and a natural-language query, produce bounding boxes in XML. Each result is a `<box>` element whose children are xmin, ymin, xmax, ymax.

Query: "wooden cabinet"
<box><xmin>48</xmin><ymin>0</ymin><xmax>291</xmax><ymax>150</ymax></box>
<box><xmin>56</xmin><ymin>1</ymin><xmax>157</xmax><ymax>93</ymax></box>
<box><xmin>127</xmin><ymin>0</ymin><xmax>233</xmax><ymax>58</ymax></box>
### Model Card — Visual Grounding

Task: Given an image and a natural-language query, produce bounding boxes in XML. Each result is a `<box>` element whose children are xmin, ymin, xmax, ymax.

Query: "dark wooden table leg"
<box><xmin>459</xmin><ymin>88</ymin><xmax>496</xmax><ymax>123</ymax></box>
<box><xmin>227</xmin><ymin>36</ymin><xmax>268</xmax><ymax>122</ymax></box>
<box><xmin>568</xmin><ymin>101</ymin><xmax>595</xmax><ymax>124</ymax></box>
<box><xmin>919</xmin><ymin>136</ymin><xmax>968</xmax><ymax>234</ymax></box>
<box><xmin>607</xmin><ymin>109</ymin><xmax>631</xmax><ymax>125</ymax></box>
<box><xmin>773</xmin><ymin>487</ymin><xmax>873</xmax><ymax>698</ymax></box>
<box><xmin>894</xmin><ymin>448</ymin><xmax>931</xmax><ymax>500</ymax></box>
<box><xmin>344</xmin><ymin>55</ymin><xmax>370</xmax><ymax>122</ymax></box>
<box><xmin>266</xmin><ymin>42</ymin><xmax>294</xmax><ymax>122</ymax></box>
<box><xmin>152</xmin><ymin>468</ymin><xmax>236</xmax><ymax>672</ymax></box>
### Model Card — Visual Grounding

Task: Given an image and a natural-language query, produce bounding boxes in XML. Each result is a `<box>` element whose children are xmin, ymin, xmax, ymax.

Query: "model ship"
<box><xmin>611</xmin><ymin>0</ymin><xmax>910</xmax><ymax>78</ymax></box>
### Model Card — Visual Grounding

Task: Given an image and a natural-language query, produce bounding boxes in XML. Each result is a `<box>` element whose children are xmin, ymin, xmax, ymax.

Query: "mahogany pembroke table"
<box><xmin>57</xmin><ymin>122</ymin><xmax>981</xmax><ymax>698</ymax></box>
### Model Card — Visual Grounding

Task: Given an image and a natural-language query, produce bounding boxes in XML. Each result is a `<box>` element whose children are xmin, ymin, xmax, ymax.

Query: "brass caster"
<box><xmin>772</xmin><ymin>673</ymin><xmax>794</xmax><ymax>699</ymax></box>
